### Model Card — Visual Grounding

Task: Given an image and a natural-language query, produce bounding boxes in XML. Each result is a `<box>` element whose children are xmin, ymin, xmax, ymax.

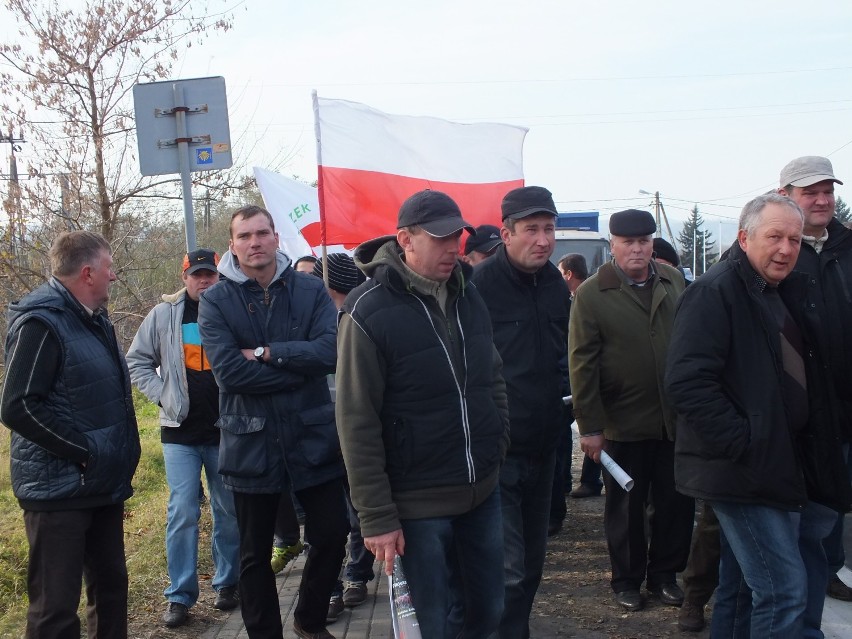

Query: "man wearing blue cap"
<box><xmin>569</xmin><ymin>209</ymin><xmax>693</xmax><ymax>612</ymax></box>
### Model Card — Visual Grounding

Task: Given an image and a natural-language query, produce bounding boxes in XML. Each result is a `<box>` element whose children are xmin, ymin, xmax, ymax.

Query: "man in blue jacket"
<box><xmin>127</xmin><ymin>249</ymin><xmax>240</xmax><ymax>627</ymax></box>
<box><xmin>1</xmin><ymin>230</ymin><xmax>141</xmax><ymax>639</ymax></box>
<box><xmin>199</xmin><ymin>206</ymin><xmax>348</xmax><ymax>639</ymax></box>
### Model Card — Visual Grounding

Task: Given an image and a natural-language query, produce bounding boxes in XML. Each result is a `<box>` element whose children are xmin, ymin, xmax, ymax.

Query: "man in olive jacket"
<box><xmin>569</xmin><ymin>209</ymin><xmax>693</xmax><ymax>612</ymax></box>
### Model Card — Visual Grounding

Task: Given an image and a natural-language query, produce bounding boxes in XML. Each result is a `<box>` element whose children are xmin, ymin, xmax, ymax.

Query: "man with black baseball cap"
<box><xmin>463</xmin><ymin>224</ymin><xmax>502</xmax><ymax>265</ymax></box>
<box><xmin>778</xmin><ymin>157</ymin><xmax>852</xmax><ymax>628</ymax></box>
<box><xmin>336</xmin><ymin>190</ymin><xmax>509</xmax><ymax>637</ymax></box>
<box><xmin>472</xmin><ymin>185</ymin><xmax>572</xmax><ymax>637</ymax></box>
<box><xmin>127</xmin><ymin>248</ymin><xmax>240</xmax><ymax>627</ymax></box>
<box><xmin>569</xmin><ymin>209</ymin><xmax>693</xmax><ymax>613</ymax></box>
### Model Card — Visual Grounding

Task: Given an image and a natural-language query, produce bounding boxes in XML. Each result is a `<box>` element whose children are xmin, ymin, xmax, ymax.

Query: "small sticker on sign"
<box><xmin>213</xmin><ymin>143</ymin><xmax>230</xmax><ymax>153</ymax></box>
<box><xmin>196</xmin><ymin>148</ymin><xmax>213</xmax><ymax>164</ymax></box>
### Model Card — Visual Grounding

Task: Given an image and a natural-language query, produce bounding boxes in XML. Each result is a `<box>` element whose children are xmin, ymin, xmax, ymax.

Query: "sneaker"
<box><xmin>678</xmin><ymin>601</ymin><xmax>706</xmax><ymax>632</ymax></box>
<box><xmin>271</xmin><ymin>540</ymin><xmax>305</xmax><ymax>574</ymax></box>
<box><xmin>342</xmin><ymin>580</ymin><xmax>367</xmax><ymax>607</ymax></box>
<box><xmin>213</xmin><ymin>585</ymin><xmax>239</xmax><ymax>610</ymax></box>
<box><xmin>294</xmin><ymin>621</ymin><xmax>336</xmax><ymax>639</ymax></box>
<box><xmin>162</xmin><ymin>602</ymin><xmax>188</xmax><ymax>627</ymax></box>
<box><xmin>827</xmin><ymin>574</ymin><xmax>852</xmax><ymax>601</ymax></box>
<box><xmin>327</xmin><ymin>593</ymin><xmax>344</xmax><ymax>622</ymax></box>
<box><xmin>569</xmin><ymin>483</ymin><xmax>602</xmax><ymax>498</ymax></box>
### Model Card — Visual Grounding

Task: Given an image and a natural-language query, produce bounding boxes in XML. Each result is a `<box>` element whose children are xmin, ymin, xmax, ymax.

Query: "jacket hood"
<box><xmin>217</xmin><ymin>249</ymin><xmax>292</xmax><ymax>285</ymax></box>
<box><xmin>161</xmin><ymin>288</ymin><xmax>186</xmax><ymax>304</ymax></box>
<box><xmin>353</xmin><ymin>235</ymin><xmax>473</xmax><ymax>291</ymax></box>
<box><xmin>8</xmin><ymin>278</ymin><xmax>89</xmax><ymax>329</ymax></box>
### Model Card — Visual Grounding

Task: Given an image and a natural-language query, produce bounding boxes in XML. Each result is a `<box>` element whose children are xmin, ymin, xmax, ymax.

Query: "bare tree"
<box><xmin>0</xmin><ymin>0</ymin><xmax>236</xmax><ymax>241</ymax></box>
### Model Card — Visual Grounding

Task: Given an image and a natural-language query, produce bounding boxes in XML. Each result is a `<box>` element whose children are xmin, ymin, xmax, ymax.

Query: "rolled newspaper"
<box><xmin>600</xmin><ymin>450</ymin><xmax>634</xmax><ymax>492</ymax></box>
<box><xmin>570</xmin><ymin>422</ymin><xmax>634</xmax><ymax>492</ymax></box>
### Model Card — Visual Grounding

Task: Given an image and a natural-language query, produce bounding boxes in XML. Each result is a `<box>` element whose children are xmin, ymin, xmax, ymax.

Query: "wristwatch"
<box><xmin>254</xmin><ymin>346</ymin><xmax>265</xmax><ymax>362</ymax></box>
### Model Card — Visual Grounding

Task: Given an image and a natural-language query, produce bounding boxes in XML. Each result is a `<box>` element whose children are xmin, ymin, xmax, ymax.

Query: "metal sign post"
<box><xmin>133</xmin><ymin>77</ymin><xmax>232</xmax><ymax>251</ymax></box>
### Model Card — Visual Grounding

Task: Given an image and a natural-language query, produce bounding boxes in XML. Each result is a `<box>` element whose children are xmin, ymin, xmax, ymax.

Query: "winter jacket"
<box><xmin>666</xmin><ymin>242</ymin><xmax>851</xmax><ymax>512</ymax></box>
<box><xmin>2</xmin><ymin>279</ymin><xmax>140</xmax><ymax>510</ymax></box>
<box><xmin>794</xmin><ymin>218</ymin><xmax>852</xmax><ymax>440</ymax></box>
<box><xmin>126</xmin><ymin>289</ymin><xmax>193</xmax><ymax>428</ymax></box>
<box><xmin>471</xmin><ymin>244</ymin><xmax>571</xmax><ymax>455</ymax></box>
<box><xmin>569</xmin><ymin>260</ymin><xmax>684</xmax><ymax>441</ymax></box>
<box><xmin>198</xmin><ymin>250</ymin><xmax>343</xmax><ymax>493</ymax></box>
<box><xmin>336</xmin><ymin>237</ymin><xmax>509</xmax><ymax>537</ymax></box>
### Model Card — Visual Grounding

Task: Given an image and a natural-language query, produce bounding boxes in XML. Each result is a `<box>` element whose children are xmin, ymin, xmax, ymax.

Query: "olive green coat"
<box><xmin>568</xmin><ymin>261</ymin><xmax>684</xmax><ymax>441</ymax></box>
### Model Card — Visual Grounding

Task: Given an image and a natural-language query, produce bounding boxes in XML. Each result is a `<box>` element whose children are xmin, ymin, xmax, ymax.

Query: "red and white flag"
<box><xmin>313</xmin><ymin>95</ymin><xmax>528</xmax><ymax>248</ymax></box>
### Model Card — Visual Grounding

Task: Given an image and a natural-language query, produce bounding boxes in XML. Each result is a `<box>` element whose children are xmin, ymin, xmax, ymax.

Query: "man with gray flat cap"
<box><xmin>778</xmin><ymin>156</ymin><xmax>852</xmax><ymax>630</ymax></box>
<box><xmin>336</xmin><ymin>190</ymin><xmax>510</xmax><ymax>638</ymax></box>
<box><xmin>569</xmin><ymin>209</ymin><xmax>694</xmax><ymax>612</ymax></box>
<box><xmin>472</xmin><ymin>185</ymin><xmax>571</xmax><ymax>638</ymax></box>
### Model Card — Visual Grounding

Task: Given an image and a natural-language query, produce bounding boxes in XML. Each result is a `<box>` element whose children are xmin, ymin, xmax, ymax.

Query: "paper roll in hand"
<box><xmin>600</xmin><ymin>450</ymin><xmax>634</xmax><ymax>492</ymax></box>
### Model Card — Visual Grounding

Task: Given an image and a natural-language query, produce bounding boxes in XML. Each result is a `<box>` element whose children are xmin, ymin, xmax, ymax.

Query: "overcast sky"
<box><xmin>6</xmin><ymin>0</ymin><xmax>852</xmax><ymax>250</ymax></box>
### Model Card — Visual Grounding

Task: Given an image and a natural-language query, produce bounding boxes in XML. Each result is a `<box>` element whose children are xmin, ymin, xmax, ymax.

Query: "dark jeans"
<box><xmin>549</xmin><ymin>424</ymin><xmax>571</xmax><ymax>527</ymax></box>
<box><xmin>603</xmin><ymin>439</ymin><xmax>694</xmax><ymax>592</ymax></box>
<box><xmin>23</xmin><ymin>503</ymin><xmax>128</xmax><ymax>639</ymax></box>
<box><xmin>681</xmin><ymin>500</ymin><xmax>720</xmax><ymax>607</ymax></box>
<box><xmin>400</xmin><ymin>487</ymin><xmax>504</xmax><ymax>639</ymax></box>
<box><xmin>233</xmin><ymin>478</ymin><xmax>348</xmax><ymax>637</ymax></box>
<box><xmin>498</xmin><ymin>451</ymin><xmax>556</xmax><ymax>639</ymax></box>
<box><xmin>824</xmin><ymin>443</ymin><xmax>852</xmax><ymax>574</ymax></box>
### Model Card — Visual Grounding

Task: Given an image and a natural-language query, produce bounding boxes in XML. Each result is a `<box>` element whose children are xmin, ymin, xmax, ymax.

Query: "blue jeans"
<box><xmin>498</xmin><ymin>451</ymin><xmax>556</xmax><ymax>639</ymax></box>
<box><xmin>400</xmin><ymin>487</ymin><xmax>504</xmax><ymax>639</ymax></box>
<box><xmin>344</xmin><ymin>490</ymin><xmax>374</xmax><ymax>583</ymax></box>
<box><xmin>162</xmin><ymin>443</ymin><xmax>240</xmax><ymax>607</ymax></box>
<box><xmin>799</xmin><ymin>500</ymin><xmax>839</xmax><ymax>638</ymax></box>
<box><xmin>711</xmin><ymin>501</ymin><xmax>805</xmax><ymax>638</ymax></box>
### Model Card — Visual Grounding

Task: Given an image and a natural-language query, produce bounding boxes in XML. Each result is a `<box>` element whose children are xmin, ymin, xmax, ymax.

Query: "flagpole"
<box><xmin>312</xmin><ymin>90</ymin><xmax>329</xmax><ymax>288</ymax></box>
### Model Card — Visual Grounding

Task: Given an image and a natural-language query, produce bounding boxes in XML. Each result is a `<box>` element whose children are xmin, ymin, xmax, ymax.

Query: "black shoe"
<box><xmin>614</xmin><ymin>589</ymin><xmax>644</xmax><ymax>611</ymax></box>
<box><xmin>162</xmin><ymin>602</ymin><xmax>188</xmax><ymax>627</ymax></box>
<box><xmin>647</xmin><ymin>582</ymin><xmax>684</xmax><ymax>607</ymax></box>
<box><xmin>547</xmin><ymin>521</ymin><xmax>563</xmax><ymax>537</ymax></box>
<box><xmin>570</xmin><ymin>484</ymin><xmax>602</xmax><ymax>498</ymax></box>
<box><xmin>214</xmin><ymin>586</ymin><xmax>239</xmax><ymax>611</ymax></box>
<box><xmin>827</xmin><ymin>574</ymin><xmax>852</xmax><ymax>601</ymax></box>
<box><xmin>294</xmin><ymin>622</ymin><xmax>336</xmax><ymax>639</ymax></box>
<box><xmin>678</xmin><ymin>601</ymin><xmax>706</xmax><ymax>632</ymax></box>
<box><xmin>327</xmin><ymin>593</ymin><xmax>344</xmax><ymax>622</ymax></box>
<box><xmin>342</xmin><ymin>580</ymin><xmax>367</xmax><ymax>608</ymax></box>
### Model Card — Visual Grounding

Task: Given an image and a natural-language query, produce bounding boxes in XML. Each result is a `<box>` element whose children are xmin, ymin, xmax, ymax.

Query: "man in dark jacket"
<box><xmin>778</xmin><ymin>155</ymin><xmax>852</xmax><ymax>626</ymax></box>
<box><xmin>336</xmin><ymin>190</ymin><xmax>509</xmax><ymax>638</ymax></box>
<box><xmin>569</xmin><ymin>209</ymin><xmax>692</xmax><ymax>613</ymax></box>
<box><xmin>198</xmin><ymin>205</ymin><xmax>348</xmax><ymax>639</ymax></box>
<box><xmin>471</xmin><ymin>186</ymin><xmax>571</xmax><ymax>638</ymax></box>
<box><xmin>667</xmin><ymin>193</ymin><xmax>815</xmax><ymax>637</ymax></box>
<box><xmin>0</xmin><ymin>230</ymin><xmax>141</xmax><ymax>639</ymax></box>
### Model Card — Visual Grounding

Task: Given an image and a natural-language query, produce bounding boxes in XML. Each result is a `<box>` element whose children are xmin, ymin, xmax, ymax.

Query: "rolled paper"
<box><xmin>600</xmin><ymin>450</ymin><xmax>634</xmax><ymax>492</ymax></box>
<box><xmin>562</xmin><ymin>395</ymin><xmax>573</xmax><ymax>405</ymax></box>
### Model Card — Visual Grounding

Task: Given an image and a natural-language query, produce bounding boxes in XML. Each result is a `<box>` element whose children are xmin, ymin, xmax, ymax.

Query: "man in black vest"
<box><xmin>336</xmin><ymin>190</ymin><xmax>509</xmax><ymax>638</ymax></box>
<box><xmin>471</xmin><ymin>186</ymin><xmax>571</xmax><ymax>638</ymax></box>
<box><xmin>1</xmin><ymin>230</ymin><xmax>141</xmax><ymax>639</ymax></box>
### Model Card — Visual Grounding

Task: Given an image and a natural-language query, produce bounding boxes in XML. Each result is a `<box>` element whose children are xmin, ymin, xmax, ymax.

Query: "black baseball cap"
<box><xmin>183</xmin><ymin>248</ymin><xmax>219</xmax><ymax>274</ymax></box>
<box><xmin>464</xmin><ymin>224</ymin><xmax>502</xmax><ymax>255</ymax></box>
<box><xmin>397</xmin><ymin>190</ymin><xmax>475</xmax><ymax>238</ymax></box>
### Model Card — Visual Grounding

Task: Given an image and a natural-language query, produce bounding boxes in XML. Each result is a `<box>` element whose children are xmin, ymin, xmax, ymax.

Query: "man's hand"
<box><xmin>364</xmin><ymin>529</ymin><xmax>405</xmax><ymax>575</ymax></box>
<box><xmin>580</xmin><ymin>433</ymin><xmax>606</xmax><ymax>464</ymax></box>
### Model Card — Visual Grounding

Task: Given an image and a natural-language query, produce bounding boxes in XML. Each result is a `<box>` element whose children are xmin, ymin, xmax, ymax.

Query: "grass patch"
<box><xmin>0</xmin><ymin>393</ymin><xmax>217</xmax><ymax>636</ymax></box>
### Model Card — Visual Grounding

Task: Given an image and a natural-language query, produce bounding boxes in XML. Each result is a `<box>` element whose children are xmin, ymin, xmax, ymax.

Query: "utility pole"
<box><xmin>1</xmin><ymin>128</ymin><xmax>26</xmax><ymax>257</ymax></box>
<box><xmin>653</xmin><ymin>191</ymin><xmax>661</xmax><ymax>238</ymax></box>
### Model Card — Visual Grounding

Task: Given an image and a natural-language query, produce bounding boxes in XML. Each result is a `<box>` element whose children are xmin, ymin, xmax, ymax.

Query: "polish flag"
<box><xmin>312</xmin><ymin>95</ymin><xmax>528</xmax><ymax>248</ymax></box>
